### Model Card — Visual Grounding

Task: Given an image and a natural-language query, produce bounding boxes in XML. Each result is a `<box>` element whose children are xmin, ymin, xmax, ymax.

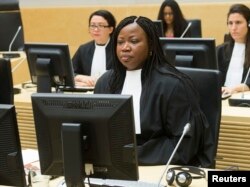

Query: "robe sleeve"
<box><xmin>137</xmin><ymin>79</ymin><xmax>211</xmax><ymax>167</ymax></box>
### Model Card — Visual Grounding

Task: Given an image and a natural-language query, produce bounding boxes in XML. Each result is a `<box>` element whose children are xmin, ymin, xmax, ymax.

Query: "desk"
<box><xmin>14</xmin><ymin>86</ymin><xmax>37</xmax><ymax>149</ymax></box>
<box><xmin>14</xmin><ymin>89</ymin><xmax>250</xmax><ymax>170</ymax></box>
<box><xmin>216</xmin><ymin>93</ymin><xmax>250</xmax><ymax>170</ymax></box>
<box><xmin>0</xmin><ymin>165</ymin><xmax>208</xmax><ymax>187</ymax></box>
<box><xmin>48</xmin><ymin>166</ymin><xmax>208</xmax><ymax>187</ymax></box>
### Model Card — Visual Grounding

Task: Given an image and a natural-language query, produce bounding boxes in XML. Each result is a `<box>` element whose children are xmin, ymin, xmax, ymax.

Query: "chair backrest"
<box><xmin>187</xmin><ymin>19</ymin><xmax>202</xmax><ymax>38</ymax></box>
<box><xmin>177</xmin><ymin>67</ymin><xmax>222</xmax><ymax>168</ymax></box>
<box><xmin>0</xmin><ymin>0</ymin><xmax>24</xmax><ymax>51</ymax></box>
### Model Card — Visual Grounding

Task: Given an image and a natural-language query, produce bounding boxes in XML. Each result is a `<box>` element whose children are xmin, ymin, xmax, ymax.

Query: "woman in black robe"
<box><xmin>94</xmin><ymin>16</ymin><xmax>213</xmax><ymax>168</ymax></box>
<box><xmin>72</xmin><ymin>10</ymin><xmax>116</xmax><ymax>87</ymax></box>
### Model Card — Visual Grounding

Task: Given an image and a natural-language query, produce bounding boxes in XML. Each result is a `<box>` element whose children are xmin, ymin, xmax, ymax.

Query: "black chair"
<box><xmin>187</xmin><ymin>19</ymin><xmax>202</xmax><ymax>38</ymax></box>
<box><xmin>0</xmin><ymin>0</ymin><xmax>24</xmax><ymax>51</ymax></box>
<box><xmin>177</xmin><ymin>67</ymin><xmax>222</xmax><ymax>168</ymax></box>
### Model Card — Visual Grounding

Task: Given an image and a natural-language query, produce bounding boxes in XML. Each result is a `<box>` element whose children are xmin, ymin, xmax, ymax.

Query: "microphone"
<box><xmin>180</xmin><ymin>22</ymin><xmax>192</xmax><ymax>38</ymax></box>
<box><xmin>1</xmin><ymin>26</ymin><xmax>22</xmax><ymax>59</ymax></box>
<box><xmin>157</xmin><ymin>123</ymin><xmax>191</xmax><ymax>187</ymax></box>
<box><xmin>241</xmin><ymin>66</ymin><xmax>250</xmax><ymax>99</ymax></box>
<box><xmin>9</xmin><ymin>26</ymin><xmax>22</xmax><ymax>52</ymax></box>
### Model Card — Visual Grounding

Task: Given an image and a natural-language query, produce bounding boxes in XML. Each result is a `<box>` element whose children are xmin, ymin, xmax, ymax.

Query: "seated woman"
<box><xmin>72</xmin><ymin>10</ymin><xmax>116</xmax><ymax>87</ymax></box>
<box><xmin>94</xmin><ymin>16</ymin><xmax>213</xmax><ymax>168</ymax></box>
<box><xmin>217</xmin><ymin>4</ymin><xmax>250</xmax><ymax>95</ymax></box>
<box><xmin>157</xmin><ymin>0</ymin><xmax>191</xmax><ymax>38</ymax></box>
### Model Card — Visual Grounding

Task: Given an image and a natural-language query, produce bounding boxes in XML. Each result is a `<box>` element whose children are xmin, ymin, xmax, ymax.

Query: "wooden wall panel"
<box><xmin>20</xmin><ymin>2</ymin><xmax>250</xmax><ymax>56</ymax></box>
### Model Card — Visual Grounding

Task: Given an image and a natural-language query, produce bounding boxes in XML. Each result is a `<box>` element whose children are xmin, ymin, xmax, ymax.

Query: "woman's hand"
<box><xmin>222</xmin><ymin>84</ymin><xmax>250</xmax><ymax>95</ymax></box>
<box><xmin>74</xmin><ymin>75</ymin><xmax>96</xmax><ymax>87</ymax></box>
<box><xmin>221</xmin><ymin>86</ymin><xmax>233</xmax><ymax>95</ymax></box>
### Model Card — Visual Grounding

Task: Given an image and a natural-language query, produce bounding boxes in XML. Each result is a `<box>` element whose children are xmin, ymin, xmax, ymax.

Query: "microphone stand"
<box><xmin>180</xmin><ymin>23</ymin><xmax>192</xmax><ymax>38</ymax></box>
<box><xmin>1</xmin><ymin>26</ymin><xmax>22</xmax><ymax>59</ymax></box>
<box><xmin>157</xmin><ymin>123</ymin><xmax>190</xmax><ymax>187</ymax></box>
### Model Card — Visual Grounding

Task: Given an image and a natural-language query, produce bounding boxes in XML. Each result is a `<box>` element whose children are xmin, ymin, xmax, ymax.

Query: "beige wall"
<box><xmin>15</xmin><ymin>1</ymin><xmax>249</xmax><ymax>84</ymax></box>
<box><xmin>20</xmin><ymin>2</ymin><xmax>250</xmax><ymax>56</ymax></box>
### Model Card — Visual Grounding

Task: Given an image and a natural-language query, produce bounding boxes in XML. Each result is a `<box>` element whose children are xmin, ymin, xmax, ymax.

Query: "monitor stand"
<box><xmin>14</xmin><ymin>87</ymin><xmax>21</xmax><ymax>94</ymax></box>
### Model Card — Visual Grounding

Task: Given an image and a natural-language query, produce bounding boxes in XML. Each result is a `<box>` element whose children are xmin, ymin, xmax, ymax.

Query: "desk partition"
<box><xmin>216</xmin><ymin>97</ymin><xmax>250</xmax><ymax>170</ymax></box>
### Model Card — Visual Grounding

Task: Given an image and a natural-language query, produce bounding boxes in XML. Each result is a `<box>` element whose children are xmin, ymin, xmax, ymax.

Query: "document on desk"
<box><xmin>22</xmin><ymin>149</ymin><xmax>39</xmax><ymax>166</ymax></box>
<box><xmin>87</xmin><ymin>178</ymin><xmax>163</xmax><ymax>187</ymax></box>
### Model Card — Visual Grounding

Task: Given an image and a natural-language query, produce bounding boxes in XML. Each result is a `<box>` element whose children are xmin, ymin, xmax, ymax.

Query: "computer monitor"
<box><xmin>160</xmin><ymin>37</ymin><xmax>218</xmax><ymax>70</ymax></box>
<box><xmin>24</xmin><ymin>43</ymin><xmax>75</xmax><ymax>93</ymax></box>
<box><xmin>153</xmin><ymin>20</ymin><xmax>164</xmax><ymax>37</ymax></box>
<box><xmin>31</xmin><ymin>93</ymin><xmax>138</xmax><ymax>186</ymax></box>
<box><xmin>0</xmin><ymin>58</ymin><xmax>14</xmax><ymax>104</ymax></box>
<box><xmin>0</xmin><ymin>104</ymin><xmax>27</xmax><ymax>187</ymax></box>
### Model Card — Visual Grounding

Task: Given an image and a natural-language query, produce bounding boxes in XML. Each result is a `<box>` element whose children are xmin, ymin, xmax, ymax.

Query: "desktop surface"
<box><xmin>48</xmin><ymin>165</ymin><xmax>208</xmax><ymax>187</ymax></box>
<box><xmin>14</xmin><ymin>150</ymin><xmax>209</xmax><ymax>187</ymax></box>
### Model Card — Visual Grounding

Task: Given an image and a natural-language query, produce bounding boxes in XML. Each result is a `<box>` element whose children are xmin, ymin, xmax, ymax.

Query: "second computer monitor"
<box><xmin>25</xmin><ymin>42</ymin><xmax>75</xmax><ymax>93</ymax></box>
<box><xmin>0</xmin><ymin>58</ymin><xmax>14</xmax><ymax>104</ymax></box>
<box><xmin>153</xmin><ymin>20</ymin><xmax>164</xmax><ymax>37</ymax></box>
<box><xmin>0</xmin><ymin>104</ymin><xmax>27</xmax><ymax>187</ymax></box>
<box><xmin>160</xmin><ymin>37</ymin><xmax>218</xmax><ymax>70</ymax></box>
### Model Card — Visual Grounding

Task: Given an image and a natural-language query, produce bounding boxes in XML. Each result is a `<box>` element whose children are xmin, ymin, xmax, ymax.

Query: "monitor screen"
<box><xmin>0</xmin><ymin>104</ymin><xmax>27</xmax><ymax>187</ymax></box>
<box><xmin>0</xmin><ymin>58</ymin><xmax>14</xmax><ymax>104</ymax></box>
<box><xmin>24</xmin><ymin>43</ymin><xmax>75</xmax><ymax>93</ymax></box>
<box><xmin>160</xmin><ymin>37</ymin><xmax>218</xmax><ymax>70</ymax></box>
<box><xmin>31</xmin><ymin>93</ymin><xmax>138</xmax><ymax>186</ymax></box>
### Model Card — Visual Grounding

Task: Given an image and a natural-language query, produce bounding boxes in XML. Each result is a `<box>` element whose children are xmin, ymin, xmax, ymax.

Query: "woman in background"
<box><xmin>94</xmin><ymin>16</ymin><xmax>213</xmax><ymax>167</ymax></box>
<box><xmin>217</xmin><ymin>4</ymin><xmax>250</xmax><ymax>95</ymax></box>
<box><xmin>157</xmin><ymin>0</ymin><xmax>190</xmax><ymax>38</ymax></box>
<box><xmin>72</xmin><ymin>10</ymin><xmax>116</xmax><ymax>87</ymax></box>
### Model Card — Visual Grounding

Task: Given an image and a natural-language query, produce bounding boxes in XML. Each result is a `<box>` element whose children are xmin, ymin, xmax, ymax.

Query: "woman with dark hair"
<box><xmin>157</xmin><ymin>0</ymin><xmax>190</xmax><ymax>37</ymax></box>
<box><xmin>94</xmin><ymin>16</ymin><xmax>212</xmax><ymax>167</ymax></box>
<box><xmin>217</xmin><ymin>4</ymin><xmax>250</xmax><ymax>95</ymax></box>
<box><xmin>72</xmin><ymin>9</ymin><xmax>116</xmax><ymax>87</ymax></box>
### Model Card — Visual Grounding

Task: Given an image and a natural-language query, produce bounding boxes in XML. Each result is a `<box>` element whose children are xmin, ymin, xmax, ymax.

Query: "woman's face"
<box><xmin>116</xmin><ymin>22</ymin><xmax>149</xmax><ymax>70</ymax></box>
<box><xmin>163</xmin><ymin>6</ymin><xmax>174</xmax><ymax>25</ymax></box>
<box><xmin>89</xmin><ymin>15</ymin><xmax>113</xmax><ymax>44</ymax></box>
<box><xmin>227</xmin><ymin>13</ymin><xmax>248</xmax><ymax>43</ymax></box>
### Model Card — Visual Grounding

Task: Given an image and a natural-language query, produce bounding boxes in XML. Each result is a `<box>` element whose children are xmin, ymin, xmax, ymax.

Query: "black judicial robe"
<box><xmin>94</xmin><ymin>68</ymin><xmax>213</xmax><ymax>168</ymax></box>
<box><xmin>72</xmin><ymin>40</ymin><xmax>113</xmax><ymax>75</ymax></box>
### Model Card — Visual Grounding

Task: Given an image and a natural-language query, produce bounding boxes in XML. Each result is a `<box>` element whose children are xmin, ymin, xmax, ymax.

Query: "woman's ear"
<box><xmin>109</xmin><ymin>27</ymin><xmax>114</xmax><ymax>35</ymax></box>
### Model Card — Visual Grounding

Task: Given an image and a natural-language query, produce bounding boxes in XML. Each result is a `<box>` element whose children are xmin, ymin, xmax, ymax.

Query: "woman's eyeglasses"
<box><xmin>89</xmin><ymin>24</ymin><xmax>110</xmax><ymax>30</ymax></box>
